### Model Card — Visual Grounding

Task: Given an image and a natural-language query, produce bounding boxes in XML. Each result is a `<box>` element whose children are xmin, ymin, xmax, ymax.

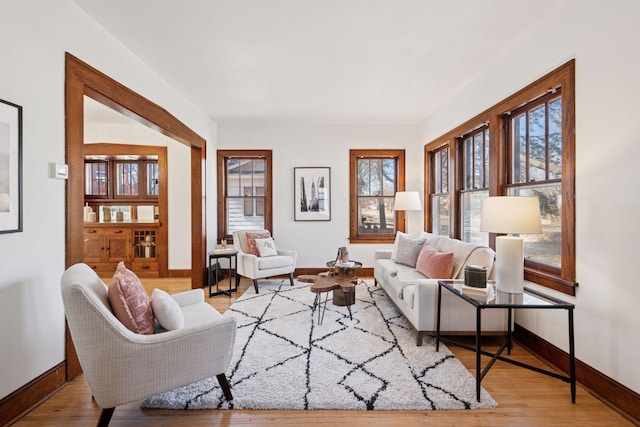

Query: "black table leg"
<box><xmin>436</xmin><ymin>284</ymin><xmax>442</xmax><ymax>352</ymax></box>
<box><xmin>507</xmin><ymin>307</ymin><xmax>513</xmax><ymax>355</ymax></box>
<box><xmin>569</xmin><ymin>308</ymin><xmax>576</xmax><ymax>403</ymax></box>
<box><xmin>476</xmin><ymin>306</ymin><xmax>482</xmax><ymax>402</ymax></box>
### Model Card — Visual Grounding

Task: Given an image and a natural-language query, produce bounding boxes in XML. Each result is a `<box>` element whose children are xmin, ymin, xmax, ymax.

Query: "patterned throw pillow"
<box><xmin>245</xmin><ymin>231</ymin><xmax>271</xmax><ymax>256</ymax></box>
<box><xmin>108</xmin><ymin>262</ymin><xmax>155</xmax><ymax>334</ymax></box>
<box><xmin>255</xmin><ymin>237</ymin><xmax>278</xmax><ymax>257</ymax></box>
<box><xmin>415</xmin><ymin>243</ymin><xmax>455</xmax><ymax>279</ymax></box>
<box><xmin>394</xmin><ymin>235</ymin><xmax>426</xmax><ymax>267</ymax></box>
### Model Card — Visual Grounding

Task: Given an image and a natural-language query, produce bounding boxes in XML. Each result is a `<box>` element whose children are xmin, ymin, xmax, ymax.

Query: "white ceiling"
<box><xmin>75</xmin><ymin>0</ymin><xmax>564</xmax><ymax>124</ymax></box>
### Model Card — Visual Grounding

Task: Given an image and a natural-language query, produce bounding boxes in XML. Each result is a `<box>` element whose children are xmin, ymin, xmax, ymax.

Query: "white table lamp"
<box><xmin>393</xmin><ymin>191</ymin><xmax>422</xmax><ymax>233</ymax></box>
<box><xmin>480</xmin><ymin>196</ymin><xmax>542</xmax><ymax>294</ymax></box>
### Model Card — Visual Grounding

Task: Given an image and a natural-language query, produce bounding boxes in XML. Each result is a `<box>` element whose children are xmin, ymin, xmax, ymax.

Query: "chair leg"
<box><xmin>217</xmin><ymin>373</ymin><xmax>233</xmax><ymax>401</ymax></box>
<box><xmin>97</xmin><ymin>407</ymin><xmax>115</xmax><ymax>427</ymax></box>
<box><xmin>253</xmin><ymin>279</ymin><xmax>259</xmax><ymax>293</ymax></box>
<box><xmin>289</xmin><ymin>272</ymin><xmax>294</xmax><ymax>286</ymax></box>
<box><xmin>416</xmin><ymin>330</ymin><xmax>423</xmax><ymax>346</ymax></box>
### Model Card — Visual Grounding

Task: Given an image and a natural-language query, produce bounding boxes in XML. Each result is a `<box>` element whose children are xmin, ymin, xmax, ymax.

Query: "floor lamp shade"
<box><xmin>393</xmin><ymin>191</ymin><xmax>422</xmax><ymax>211</ymax></box>
<box><xmin>480</xmin><ymin>197</ymin><xmax>542</xmax><ymax>293</ymax></box>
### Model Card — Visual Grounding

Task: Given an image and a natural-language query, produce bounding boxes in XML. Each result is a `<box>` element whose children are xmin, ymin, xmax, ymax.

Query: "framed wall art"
<box><xmin>294</xmin><ymin>167</ymin><xmax>330</xmax><ymax>221</ymax></box>
<box><xmin>0</xmin><ymin>98</ymin><xmax>22</xmax><ymax>233</ymax></box>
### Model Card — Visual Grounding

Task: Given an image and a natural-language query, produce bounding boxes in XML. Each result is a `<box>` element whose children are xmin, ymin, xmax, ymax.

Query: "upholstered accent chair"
<box><xmin>61</xmin><ymin>263</ymin><xmax>236</xmax><ymax>426</ymax></box>
<box><xmin>233</xmin><ymin>229</ymin><xmax>297</xmax><ymax>293</ymax></box>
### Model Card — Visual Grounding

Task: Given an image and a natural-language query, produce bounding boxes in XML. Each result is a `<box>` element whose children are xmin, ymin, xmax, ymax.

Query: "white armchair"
<box><xmin>61</xmin><ymin>263</ymin><xmax>236</xmax><ymax>426</ymax></box>
<box><xmin>233</xmin><ymin>229</ymin><xmax>297</xmax><ymax>293</ymax></box>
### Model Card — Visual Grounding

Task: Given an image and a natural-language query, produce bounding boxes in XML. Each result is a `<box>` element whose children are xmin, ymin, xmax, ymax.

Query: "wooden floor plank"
<box><xmin>14</xmin><ymin>277</ymin><xmax>632</xmax><ymax>426</ymax></box>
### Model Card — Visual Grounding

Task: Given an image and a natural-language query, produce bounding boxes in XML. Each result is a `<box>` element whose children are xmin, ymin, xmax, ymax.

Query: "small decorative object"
<box><xmin>103</xmin><ymin>206</ymin><xmax>111</xmax><ymax>222</ymax></box>
<box><xmin>335</xmin><ymin>246</ymin><xmax>349</xmax><ymax>265</ymax></box>
<box><xmin>87</xmin><ymin>211</ymin><xmax>97</xmax><ymax>223</ymax></box>
<box><xmin>84</xmin><ymin>203</ymin><xmax>92</xmax><ymax>222</ymax></box>
<box><xmin>294</xmin><ymin>167</ymin><xmax>331</xmax><ymax>221</ymax></box>
<box><xmin>221</xmin><ymin>239</ymin><xmax>227</xmax><ymax>250</ymax></box>
<box><xmin>0</xmin><ymin>98</ymin><xmax>22</xmax><ymax>233</ymax></box>
<box><xmin>464</xmin><ymin>265</ymin><xmax>487</xmax><ymax>288</ymax></box>
<box><xmin>116</xmin><ymin>211</ymin><xmax>124</xmax><ymax>222</ymax></box>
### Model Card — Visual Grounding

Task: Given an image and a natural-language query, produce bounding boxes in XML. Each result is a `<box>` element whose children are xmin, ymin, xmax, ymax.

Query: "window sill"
<box><xmin>524</xmin><ymin>268</ymin><xmax>577</xmax><ymax>296</ymax></box>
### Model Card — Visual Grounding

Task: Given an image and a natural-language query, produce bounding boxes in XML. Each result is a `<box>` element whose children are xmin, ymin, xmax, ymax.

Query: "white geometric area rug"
<box><xmin>142</xmin><ymin>279</ymin><xmax>497</xmax><ymax>411</ymax></box>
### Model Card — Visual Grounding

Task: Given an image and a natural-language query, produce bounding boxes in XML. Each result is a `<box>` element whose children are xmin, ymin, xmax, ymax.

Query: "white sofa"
<box><xmin>374</xmin><ymin>232</ymin><xmax>508</xmax><ymax>345</ymax></box>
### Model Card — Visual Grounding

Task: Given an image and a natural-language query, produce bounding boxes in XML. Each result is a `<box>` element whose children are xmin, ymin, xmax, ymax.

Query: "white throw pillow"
<box><xmin>151</xmin><ymin>289</ymin><xmax>184</xmax><ymax>331</ymax></box>
<box><xmin>255</xmin><ymin>237</ymin><xmax>278</xmax><ymax>257</ymax></box>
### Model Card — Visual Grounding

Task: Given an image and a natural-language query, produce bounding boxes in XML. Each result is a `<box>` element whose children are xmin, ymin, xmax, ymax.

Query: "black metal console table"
<box><xmin>436</xmin><ymin>280</ymin><xmax>576</xmax><ymax>403</ymax></box>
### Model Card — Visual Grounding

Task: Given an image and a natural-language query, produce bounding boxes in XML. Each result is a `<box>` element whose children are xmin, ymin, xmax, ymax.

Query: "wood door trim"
<box><xmin>65</xmin><ymin>53</ymin><xmax>207</xmax><ymax>379</ymax></box>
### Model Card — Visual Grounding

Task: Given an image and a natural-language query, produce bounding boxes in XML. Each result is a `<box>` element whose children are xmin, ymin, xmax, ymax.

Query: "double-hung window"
<box><xmin>460</xmin><ymin>127</ymin><xmax>489</xmax><ymax>245</ymax></box>
<box><xmin>425</xmin><ymin>60</ymin><xmax>575</xmax><ymax>295</ymax></box>
<box><xmin>506</xmin><ymin>92</ymin><xmax>563</xmax><ymax>269</ymax></box>
<box><xmin>349</xmin><ymin>149</ymin><xmax>405</xmax><ymax>243</ymax></box>
<box><xmin>431</xmin><ymin>146</ymin><xmax>450</xmax><ymax>237</ymax></box>
<box><xmin>217</xmin><ymin>150</ymin><xmax>272</xmax><ymax>241</ymax></box>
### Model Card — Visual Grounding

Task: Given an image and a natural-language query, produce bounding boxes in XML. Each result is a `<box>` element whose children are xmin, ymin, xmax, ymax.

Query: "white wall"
<box><xmin>420</xmin><ymin>0</ymin><xmax>640</xmax><ymax>393</ymax></box>
<box><xmin>217</xmin><ymin>121</ymin><xmax>422</xmax><ymax>267</ymax></box>
<box><xmin>0</xmin><ymin>0</ymin><xmax>216</xmax><ymax>400</ymax></box>
<box><xmin>84</xmin><ymin>123</ymin><xmax>192</xmax><ymax>270</ymax></box>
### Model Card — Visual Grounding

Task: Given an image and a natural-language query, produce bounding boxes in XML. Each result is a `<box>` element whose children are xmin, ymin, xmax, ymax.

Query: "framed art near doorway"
<box><xmin>294</xmin><ymin>167</ymin><xmax>330</xmax><ymax>221</ymax></box>
<box><xmin>0</xmin><ymin>98</ymin><xmax>22</xmax><ymax>234</ymax></box>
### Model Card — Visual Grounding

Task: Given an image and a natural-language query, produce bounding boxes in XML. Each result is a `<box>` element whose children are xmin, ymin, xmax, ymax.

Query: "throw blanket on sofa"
<box><xmin>434</xmin><ymin>239</ymin><xmax>492</xmax><ymax>279</ymax></box>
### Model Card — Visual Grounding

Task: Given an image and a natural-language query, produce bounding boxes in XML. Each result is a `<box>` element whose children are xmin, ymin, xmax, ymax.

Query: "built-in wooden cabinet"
<box><xmin>83</xmin><ymin>143</ymin><xmax>167</xmax><ymax>277</ymax></box>
<box><xmin>83</xmin><ymin>223</ymin><xmax>160</xmax><ymax>277</ymax></box>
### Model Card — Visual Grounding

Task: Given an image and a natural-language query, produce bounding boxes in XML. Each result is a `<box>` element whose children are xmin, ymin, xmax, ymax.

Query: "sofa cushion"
<box><xmin>403</xmin><ymin>285</ymin><xmax>416</xmax><ymax>309</ymax></box>
<box><xmin>108</xmin><ymin>262</ymin><xmax>155</xmax><ymax>335</ymax></box>
<box><xmin>245</xmin><ymin>231</ymin><xmax>272</xmax><ymax>255</ymax></box>
<box><xmin>151</xmin><ymin>288</ymin><xmax>184</xmax><ymax>331</ymax></box>
<box><xmin>258</xmin><ymin>255</ymin><xmax>293</xmax><ymax>270</ymax></box>
<box><xmin>415</xmin><ymin>243</ymin><xmax>455</xmax><ymax>279</ymax></box>
<box><xmin>395</xmin><ymin>235</ymin><xmax>426</xmax><ymax>267</ymax></box>
<box><xmin>387</xmin><ymin>269</ymin><xmax>426</xmax><ymax>299</ymax></box>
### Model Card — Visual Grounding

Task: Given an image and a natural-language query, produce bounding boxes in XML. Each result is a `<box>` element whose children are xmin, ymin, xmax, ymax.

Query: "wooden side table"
<box><xmin>298</xmin><ymin>273</ymin><xmax>357</xmax><ymax>324</ymax></box>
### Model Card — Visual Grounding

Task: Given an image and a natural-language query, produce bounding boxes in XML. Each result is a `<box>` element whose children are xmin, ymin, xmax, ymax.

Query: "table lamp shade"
<box><xmin>480</xmin><ymin>196</ymin><xmax>542</xmax><ymax>294</ymax></box>
<box><xmin>480</xmin><ymin>196</ymin><xmax>542</xmax><ymax>234</ymax></box>
<box><xmin>393</xmin><ymin>191</ymin><xmax>422</xmax><ymax>211</ymax></box>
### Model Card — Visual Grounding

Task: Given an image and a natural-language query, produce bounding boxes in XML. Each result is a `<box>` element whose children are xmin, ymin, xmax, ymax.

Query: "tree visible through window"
<box><xmin>350</xmin><ymin>149</ymin><xmax>405</xmax><ymax>243</ymax></box>
<box><xmin>507</xmin><ymin>94</ymin><xmax>562</xmax><ymax>266</ymax></box>
<box><xmin>424</xmin><ymin>60</ymin><xmax>575</xmax><ymax>295</ymax></box>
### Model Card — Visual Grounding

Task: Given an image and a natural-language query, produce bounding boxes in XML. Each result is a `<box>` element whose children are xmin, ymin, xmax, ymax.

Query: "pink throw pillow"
<box><xmin>108</xmin><ymin>262</ymin><xmax>155</xmax><ymax>334</ymax></box>
<box><xmin>245</xmin><ymin>231</ymin><xmax>271</xmax><ymax>256</ymax></box>
<box><xmin>415</xmin><ymin>244</ymin><xmax>455</xmax><ymax>279</ymax></box>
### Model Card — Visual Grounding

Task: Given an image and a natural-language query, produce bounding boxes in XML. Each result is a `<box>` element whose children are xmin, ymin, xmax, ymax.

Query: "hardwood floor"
<box><xmin>15</xmin><ymin>277</ymin><xmax>632</xmax><ymax>426</ymax></box>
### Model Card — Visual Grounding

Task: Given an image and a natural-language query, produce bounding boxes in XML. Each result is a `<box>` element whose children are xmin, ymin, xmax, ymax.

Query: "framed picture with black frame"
<box><xmin>294</xmin><ymin>167</ymin><xmax>330</xmax><ymax>221</ymax></box>
<box><xmin>0</xmin><ymin>98</ymin><xmax>22</xmax><ymax>234</ymax></box>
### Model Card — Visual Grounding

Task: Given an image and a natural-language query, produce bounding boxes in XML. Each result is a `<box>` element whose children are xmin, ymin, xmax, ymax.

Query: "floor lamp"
<box><xmin>393</xmin><ymin>191</ymin><xmax>423</xmax><ymax>234</ymax></box>
<box><xmin>480</xmin><ymin>196</ymin><xmax>542</xmax><ymax>294</ymax></box>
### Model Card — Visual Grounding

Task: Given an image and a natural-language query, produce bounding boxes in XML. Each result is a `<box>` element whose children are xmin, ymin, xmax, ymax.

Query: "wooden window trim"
<box><xmin>349</xmin><ymin>149</ymin><xmax>405</xmax><ymax>244</ymax></box>
<box><xmin>424</xmin><ymin>60</ymin><xmax>576</xmax><ymax>296</ymax></box>
<box><xmin>217</xmin><ymin>150</ymin><xmax>273</xmax><ymax>242</ymax></box>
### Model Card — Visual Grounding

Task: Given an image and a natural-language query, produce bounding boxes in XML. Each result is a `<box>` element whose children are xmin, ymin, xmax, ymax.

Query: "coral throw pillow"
<box><xmin>415</xmin><ymin>244</ymin><xmax>455</xmax><ymax>279</ymax></box>
<box><xmin>108</xmin><ymin>262</ymin><xmax>155</xmax><ymax>334</ymax></box>
<box><xmin>246</xmin><ymin>231</ymin><xmax>271</xmax><ymax>256</ymax></box>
